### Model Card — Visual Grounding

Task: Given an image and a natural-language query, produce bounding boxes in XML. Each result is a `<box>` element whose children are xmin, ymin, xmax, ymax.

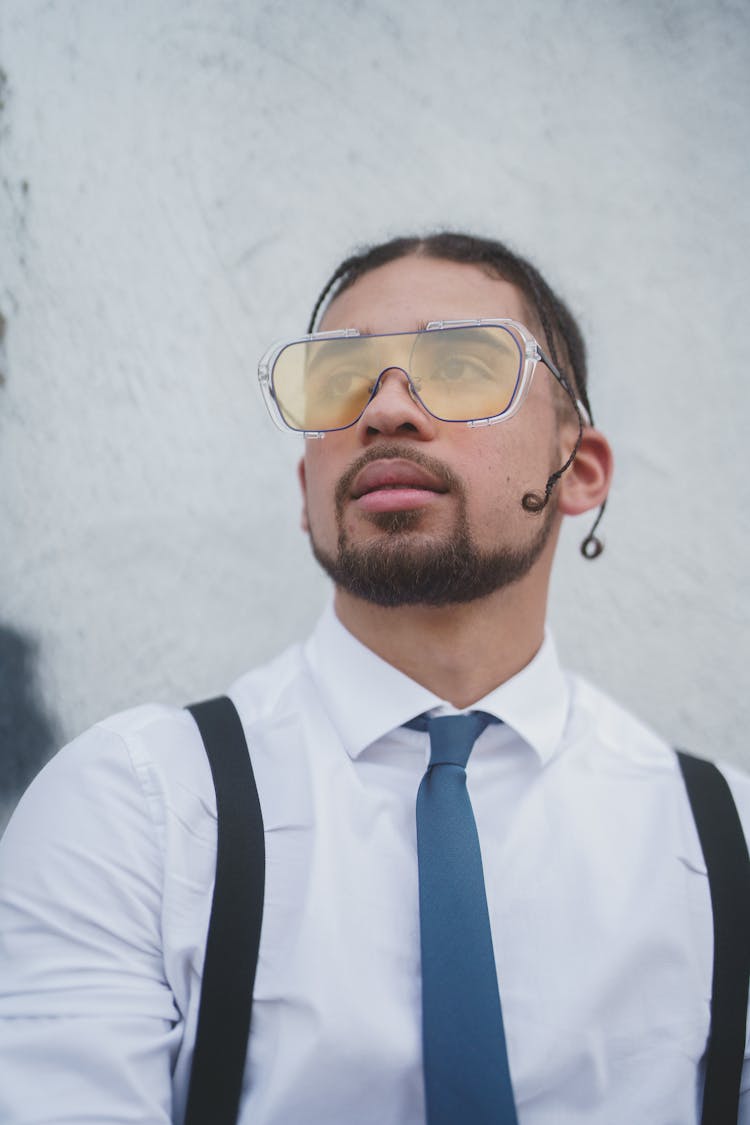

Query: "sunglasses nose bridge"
<box><xmin>367</xmin><ymin>364</ymin><xmax>421</xmax><ymax>407</ymax></box>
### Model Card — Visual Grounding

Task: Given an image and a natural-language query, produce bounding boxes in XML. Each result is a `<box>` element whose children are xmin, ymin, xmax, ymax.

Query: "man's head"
<box><xmin>282</xmin><ymin>234</ymin><xmax>613</xmax><ymax>613</ymax></box>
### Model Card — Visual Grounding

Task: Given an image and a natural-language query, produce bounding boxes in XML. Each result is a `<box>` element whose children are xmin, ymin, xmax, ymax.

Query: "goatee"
<box><xmin>309</xmin><ymin>445</ymin><xmax>556</xmax><ymax>608</ymax></box>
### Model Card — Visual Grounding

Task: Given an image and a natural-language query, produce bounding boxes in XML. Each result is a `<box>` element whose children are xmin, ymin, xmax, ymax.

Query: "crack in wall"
<box><xmin>0</xmin><ymin>64</ymin><xmax>32</xmax><ymax>385</ymax></box>
<box><xmin>0</xmin><ymin>66</ymin><xmax>7</xmax><ymax>385</ymax></box>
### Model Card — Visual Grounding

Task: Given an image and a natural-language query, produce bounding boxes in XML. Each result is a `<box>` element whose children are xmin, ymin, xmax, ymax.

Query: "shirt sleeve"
<box><xmin>0</xmin><ymin>723</ymin><xmax>181</xmax><ymax>1124</ymax></box>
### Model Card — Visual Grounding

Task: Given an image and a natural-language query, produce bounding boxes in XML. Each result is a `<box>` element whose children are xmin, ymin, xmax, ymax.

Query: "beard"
<box><xmin>309</xmin><ymin>445</ymin><xmax>557</xmax><ymax>608</ymax></box>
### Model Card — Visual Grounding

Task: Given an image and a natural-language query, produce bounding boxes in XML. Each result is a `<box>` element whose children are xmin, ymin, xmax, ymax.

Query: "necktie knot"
<box><xmin>405</xmin><ymin>711</ymin><xmax>498</xmax><ymax>769</ymax></box>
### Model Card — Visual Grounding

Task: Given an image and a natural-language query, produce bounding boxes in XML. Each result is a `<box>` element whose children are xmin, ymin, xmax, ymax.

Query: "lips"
<box><xmin>350</xmin><ymin>459</ymin><xmax>450</xmax><ymax>500</ymax></box>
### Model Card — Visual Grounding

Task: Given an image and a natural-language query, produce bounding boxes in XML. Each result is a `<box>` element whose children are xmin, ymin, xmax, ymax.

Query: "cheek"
<box><xmin>456</xmin><ymin>423</ymin><xmax>557</xmax><ymax>516</ymax></box>
<box><xmin>301</xmin><ymin>451</ymin><xmax>339</xmax><ymax>532</ymax></box>
<box><xmin>458</xmin><ymin>429</ymin><xmax>524</xmax><ymax>486</ymax></box>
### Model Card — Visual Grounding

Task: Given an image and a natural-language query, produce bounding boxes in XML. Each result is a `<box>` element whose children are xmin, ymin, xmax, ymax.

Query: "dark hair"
<box><xmin>307</xmin><ymin>231</ymin><xmax>594</xmax><ymax>424</ymax></box>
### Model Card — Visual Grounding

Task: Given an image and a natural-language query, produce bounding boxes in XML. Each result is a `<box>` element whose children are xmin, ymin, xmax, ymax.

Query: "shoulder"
<box><xmin>565</xmin><ymin>671</ymin><xmax>750</xmax><ymax>832</ymax></box>
<box><xmin>564</xmin><ymin>673</ymin><xmax>675</xmax><ymax>771</ymax></box>
<box><xmin>0</xmin><ymin>704</ymin><xmax>205</xmax><ymax>879</ymax></box>
<box><xmin>2</xmin><ymin>638</ymin><xmax>307</xmax><ymax>853</ymax></box>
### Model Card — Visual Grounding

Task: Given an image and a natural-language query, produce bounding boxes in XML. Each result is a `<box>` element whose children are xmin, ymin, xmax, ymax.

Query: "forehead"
<box><xmin>319</xmin><ymin>255</ymin><xmax>532</xmax><ymax>335</ymax></box>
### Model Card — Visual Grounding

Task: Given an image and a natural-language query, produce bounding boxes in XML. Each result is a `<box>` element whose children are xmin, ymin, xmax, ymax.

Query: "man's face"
<box><xmin>298</xmin><ymin>255</ymin><xmax>574</xmax><ymax>607</ymax></box>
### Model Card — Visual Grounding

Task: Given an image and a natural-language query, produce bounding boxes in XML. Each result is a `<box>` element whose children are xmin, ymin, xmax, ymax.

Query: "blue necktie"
<box><xmin>412</xmin><ymin>712</ymin><xmax>518</xmax><ymax>1125</ymax></box>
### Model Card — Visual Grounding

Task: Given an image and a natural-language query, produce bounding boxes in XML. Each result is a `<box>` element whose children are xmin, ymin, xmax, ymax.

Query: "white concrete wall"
<box><xmin>1</xmin><ymin>0</ymin><xmax>748</xmax><ymax>813</ymax></box>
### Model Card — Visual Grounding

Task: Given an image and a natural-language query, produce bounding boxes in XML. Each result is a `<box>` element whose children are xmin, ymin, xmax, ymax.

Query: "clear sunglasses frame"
<box><xmin>257</xmin><ymin>318</ymin><xmax>591</xmax><ymax>439</ymax></box>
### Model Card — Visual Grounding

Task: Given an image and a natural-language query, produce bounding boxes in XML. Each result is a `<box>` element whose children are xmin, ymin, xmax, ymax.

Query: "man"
<box><xmin>0</xmin><ymin>231</ymin><xmax>748</xmax><ymax>1124</ymax></box>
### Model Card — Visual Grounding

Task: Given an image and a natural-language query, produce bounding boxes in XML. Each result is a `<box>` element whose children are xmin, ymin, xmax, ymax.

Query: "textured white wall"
<box><xmin>1</xmin><ymin>0</ymin><xmax>748</xmax><ymax>813</ymax></box>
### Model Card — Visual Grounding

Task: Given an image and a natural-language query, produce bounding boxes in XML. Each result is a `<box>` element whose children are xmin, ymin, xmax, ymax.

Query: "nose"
<box><xmin>355</xmin><ymin>367</ymin><xmax>437</xmax><ymax>441</ymax></box>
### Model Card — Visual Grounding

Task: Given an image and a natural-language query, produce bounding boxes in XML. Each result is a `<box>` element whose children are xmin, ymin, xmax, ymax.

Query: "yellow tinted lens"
<box><xmin>271</xmin><ymin>325</ymin><xmax>523</xmax><ymax>431</ymax></box>
<box><xmin>411</xmin><ymin>326</ymin><xmax>522</xmax><ymax>421</ymax></box>
<box><xmin>272</xmin><ymin>337</ymin><xmax>378</xmax><ymax>431</ymax></box>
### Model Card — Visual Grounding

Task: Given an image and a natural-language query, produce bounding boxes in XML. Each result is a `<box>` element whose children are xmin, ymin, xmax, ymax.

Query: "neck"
<box><xmin>333</xmin><ymin>576</ymin><xmax>549</xmax><ymax>708</ymax></box>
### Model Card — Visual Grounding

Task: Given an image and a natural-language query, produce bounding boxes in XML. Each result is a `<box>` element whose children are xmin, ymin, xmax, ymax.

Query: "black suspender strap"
<box><xmin>184</xmin><ymin>696</ymin><xmax>265</xmax><ymax>1125</ymax></box>
<box><xmin>677</xmin><ymin>751</ymin><xmax>750</xmax><ymax>1125</ymax></box>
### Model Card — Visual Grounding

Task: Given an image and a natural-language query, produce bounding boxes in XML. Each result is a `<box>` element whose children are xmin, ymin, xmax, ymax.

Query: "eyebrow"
<box><xmin>303</xmin><ymin>336</ymin><xmax>379</xmax><ymax>376</ymax></box>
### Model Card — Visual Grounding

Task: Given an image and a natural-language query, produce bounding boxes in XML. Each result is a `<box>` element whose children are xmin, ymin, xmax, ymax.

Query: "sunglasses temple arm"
<box><xmin>540</xmin><ymin>349</ymin><xmax>592</xmax><ymax>427</ymax></box>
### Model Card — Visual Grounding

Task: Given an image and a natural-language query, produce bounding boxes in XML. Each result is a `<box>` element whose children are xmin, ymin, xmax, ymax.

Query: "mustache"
<box><xmin>334</xmin><ymin>443</ymin><xmax>465</xmax><ymax>516</ymax></box>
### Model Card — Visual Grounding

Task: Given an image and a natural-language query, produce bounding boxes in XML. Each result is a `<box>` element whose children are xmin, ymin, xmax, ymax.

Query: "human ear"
<box><xmin>297</xmin><ymin>457</ymin><xmax>310</xmax><ymax>533</ymax></box>
<box><xmin>557</xmin><ymin>426</ymin><xmax>613</xmax><ymax>517</ymax></box>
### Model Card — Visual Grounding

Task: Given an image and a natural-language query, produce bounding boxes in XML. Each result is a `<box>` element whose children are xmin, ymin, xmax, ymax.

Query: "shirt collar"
<box><xmin>304</xmin><ymin>603</ymin><xmax>570</xmax><ymax>765</ymax></box>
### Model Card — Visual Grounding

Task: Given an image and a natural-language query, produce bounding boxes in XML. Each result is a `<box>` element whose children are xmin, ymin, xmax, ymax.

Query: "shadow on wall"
<box><xmin>0</xmin><ymin>625</ymin><xmax>59</xmax><ymax>828</ymax></box>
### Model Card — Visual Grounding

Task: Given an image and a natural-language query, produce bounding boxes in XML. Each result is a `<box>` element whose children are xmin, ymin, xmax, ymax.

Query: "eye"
<box><xmin>311</xmin><ymin>362</ymin><xmax>373</xmax><ymax>402</ymax></box>
<box><xmin>431</xmin><ymin>353</ymin><xmax>495</xmax><ymax>385</ymax></box>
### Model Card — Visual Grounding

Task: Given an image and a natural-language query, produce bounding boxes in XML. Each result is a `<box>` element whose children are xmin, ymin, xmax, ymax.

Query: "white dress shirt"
<box><xmin>1</xmin><ymin>604</ymin><xmax>748</xmax><ymax>1124</ymax></box>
